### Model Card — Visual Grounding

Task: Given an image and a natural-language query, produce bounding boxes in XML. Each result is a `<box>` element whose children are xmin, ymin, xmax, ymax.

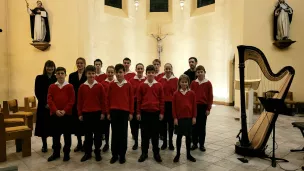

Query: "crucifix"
<box><xmin>151</xmin><ymin>25</ymin><xmax>171</xmax><ymax>60</ymax></box>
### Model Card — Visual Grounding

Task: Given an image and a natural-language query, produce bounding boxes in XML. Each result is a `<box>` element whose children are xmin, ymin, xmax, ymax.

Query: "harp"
<box><xmin>235</xmin><ymin>45</ymin><xmax>295</xmax><ymax>156</ymax></box>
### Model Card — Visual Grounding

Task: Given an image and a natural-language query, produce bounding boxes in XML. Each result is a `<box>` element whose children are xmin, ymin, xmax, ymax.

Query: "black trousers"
<box><xmin>192</xmin><ymin>104</ymin><xmax>207</xmax><ymax>147</ymax></box>
<box><xmin>161</xmin><ymin>102</ymin><xmax>174</xmax><ymax>145</ymax></box>
<box><xmin>176</xmin><ymin>135</ymin><xmax>191</xmax><ymax>156</ymax></box>
<box><xmin>102</xmin><ymin>118</ymin><xmax>110</xmax><ymax>145</ymax></box>
<box><xmin>130</xmin><ymin>100</ymin><xmax>140</xmax><ymax>142</ymax></box>
<box><xmin>141</xmin><ymin>111</ymin><xmax>160</xmax><ymax>155</ymax></box>
<box><xmin>51</xmin><ymin>115</ymin><xmax>72</xmax><ymax>154</ymax></box>
<box><xmin>83</xmin><ymin>111</ymin><xmax>102</xmax><ymax>154</ymax></box>
<box><xmin>110</xmin><ymin>110</ymin><xmax>129</xmax><ymax>158</ymax></box>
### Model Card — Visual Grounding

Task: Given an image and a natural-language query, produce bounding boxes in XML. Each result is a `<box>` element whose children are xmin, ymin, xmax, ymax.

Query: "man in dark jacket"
<box><xmin>184</xmin><ymin>57</ymin><xmax>198</xmax><ymax>83</ymax></box>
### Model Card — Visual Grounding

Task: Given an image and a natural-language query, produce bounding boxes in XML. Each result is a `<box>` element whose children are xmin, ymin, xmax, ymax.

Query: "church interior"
<box><xmin>0</xmin><ymin>0</ymin><xmax>304</xmax><ymax>170</ymax></box>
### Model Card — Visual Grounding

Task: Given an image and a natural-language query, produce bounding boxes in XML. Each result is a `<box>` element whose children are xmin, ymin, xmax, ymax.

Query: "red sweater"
<box><xmin>95</xmin><ymin>73</ymin><xmax>107</xmax><ymax>83</ymax></box>
<box><xmin>172</xmin><ymin>90</ymin><xmax>197</xmax><ymax>119</ymax></box>
<box><xmin>100</xmin><ymin>79</ymin><xmax>113</xmax><ymax>95</ymax></box>
<box><xmin>47</xmin><ymin>83</ymin><xmax>75</xmax><ymax>115</ymax></box>
<box><xmin>107</xmin><ymin>80</ymin><xmax>134</xmax><ymax>114</ymax></box>
<box><xmin>137</xmin><ymin>81</ymin><xmax>164</xmax><ymax>115</ymax></box>
<box><xmin>158</xmin><ymin>76</ymin><xmax>178</xmax><ymax>102</ymax></box>
<box><xmin>129</xmin><ymin>76</ymin><xmax>146</xmax><ymax>99</ymax></box>
<box><xmin>155</xmin><ymin>72</ymin><xmax>165</xmax><ymax>81</ymax></box>
<box><xmin>190</xmin><ymin>79</ymin><xmax>213</xmax><ymax>111</ymax></box>
<box><xmin>77</xmin><ymin>82</ymin><xmax>106</xmax><ymax>116</ymax></box>
<box><xmin>124</xmin><ymin>72</ymin><xmax>136</xmax><ymax>81</ymax></box>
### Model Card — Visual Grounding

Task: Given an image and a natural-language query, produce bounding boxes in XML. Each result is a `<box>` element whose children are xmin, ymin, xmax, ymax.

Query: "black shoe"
<box><xmin>74</xmin><ymin>145</ymin><xmax>83</xmax><ymax>152</ymax></box>
<box><xmin>63</xmin><ymin>154</ymin><xmax>70</xmax><ymax>162</ymax></box>
<box><xmin>161</xmin><ymin>144</ymin><xmax>167</xmax><ymax>150</ymax></box>
<box><xmin>138</xmin><ymin>154</ymin><xmax>148</xmax><ymax>162</ymax></box>
<box><xmin>119</xmin><ymin>157</ymin><xmax>126</xmax><ymax>164</ymax></box>
<box><xmin>47</xmin><ymin>153</ymin><xmax>60</xmax><ymax>162</ymax></box>
<box><xmin>102</xmin><ymin>144</ymin><xmax>109</xmax><ymax>152</ymax></box>
<box><xmin>110</xmin><ymin>156</ymin><xmax>118</xmax><ymax>164</ymax></box>
<box><xmin>187</xmin><ymin>155</ymin><xmax>196</xmax><ymax>162</ymax></box>
<box><xmin>199</xmin><ymin>146</ymin><xmax>206</xmax><ymax>152</ymax></box>
<box><xmin>132</xmin><ymin>142</ymin><xmax>138</xmax><ymax>150</ymax></box>
<box><xmin>41</xmin><ymin>147</ymin><xmax>48</xmax><ymax>153</ymax></box>
<box><xmin>95</xmin><ymin>154</ymin><xmax>102</xmax><ymax>162</ymax></box>
<box><xmin>169</xmin><ymin>144</ymin><xmax>175</xmax><ymax>151</ymax></box>
<box><xmin>191</xmin><ymin>144</ymin><xmax>198</xmax><ymax>151</ymax></box>
<box><xmin>154</xmin><ymin>154</ymin><xmax>162</xmax><ymax>163</ymax></box>
<box><xmin>80</xmin><ymin>154</ymin><xmax>92</xmax><ymax>162</ymax></box>
<box><xmin>173</xmin><ymin>155</ymin><xmax>180</xmax><ymax>163</ymax></box>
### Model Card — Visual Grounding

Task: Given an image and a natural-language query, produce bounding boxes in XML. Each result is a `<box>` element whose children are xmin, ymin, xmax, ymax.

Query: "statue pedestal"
<box><xmin>30</xmin><ymin>42</ymin><xmax>51</xmax><ymax>51</ymax></box>
<box><xmin>235</xmin><ymin>79</ymin><xmax>261</xmax><ymax>124</ymax></box>
<box><xmin>273</xmin><ymin>39</ymin><xmax>296</xmax><ymax>49</ymax></box>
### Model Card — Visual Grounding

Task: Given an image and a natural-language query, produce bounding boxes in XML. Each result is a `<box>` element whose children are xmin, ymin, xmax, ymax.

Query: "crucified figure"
<box><xmin>151</xmin><ymin>33</ymin><xmax>168</xmax><ymax>60</ymax></box>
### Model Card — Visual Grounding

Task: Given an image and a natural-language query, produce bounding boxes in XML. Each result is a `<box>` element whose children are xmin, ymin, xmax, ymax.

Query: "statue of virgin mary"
<box><xmin>274</xmin><ymin>0</ymin><xmax>293</xmax><ymax>41</ymax></box>
<box><xmin>27</xmin><ymin>1</ymin><xmax>50</xmax><ymax>42</ymax></box>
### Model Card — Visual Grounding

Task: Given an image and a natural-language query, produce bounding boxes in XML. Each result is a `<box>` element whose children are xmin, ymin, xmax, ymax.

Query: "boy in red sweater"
<box><xmin>78</xmin><ymin>65</ymin><xmax>106</xmax><ymax>162</ymax></box>
<box><xmin>100</xmin><ymin>65</ymin><xmax>115</xmax><ymax>152</ymax></box>
<box><xmin>172</xmin><ymin>74</ymin><xmax>196</xmax><ymax>163</ymax></box>
<box><xmin>153</xmin><ymin>59</ymin><xmax>165</xmax><ymax>81</ymax></box>
<box><xmin>137</xmin><ymin>65</ymin><xmax>164</xmax><ymax>163</ymax></box>
<box><xmin>129</xmin><ymin>63</ymin><xmax>146</xmax><ymax>150</ymax></box>
<box><xmin>123</xmin><ymin>57</ymin><xmax>136</xmax><ymax>81</ymax></box>
<box><xmin>107</xmin><ymin>64</ymin><xmax>134</xmax><ymax>164</ymax></box>
<box><xmin>47</xmin><ymin>67</ymin><xmax>75</xmax><ymax>162</ymax></box>
<box><xmin>158</xmin><ymin>63</ymin><xmax>178</xmax><ymax>151</ymax></box>
<box><xmin>190</xmin><ymin>65</ymin><xmax>213</xmax><ymax>152</ymax></box>
<box><xmin>94</xmin><ymin>59</ymin><xmax>107</xmax><ymax>83</ymax></box>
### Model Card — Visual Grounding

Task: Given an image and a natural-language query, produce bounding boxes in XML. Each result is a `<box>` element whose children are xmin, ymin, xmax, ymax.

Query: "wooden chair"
<box><xmin>285</xmin><ymin>91</ymin><xmax>297</xmax><ymax>110</ymax></box>
<box><xmin>24</xmin><ymin>96</ymin><xmax>37</xmax><ymax>123</ymax></box>
<box><xmin>253</xmin><ymin>92</ymin><xmax>263</xmax><ymax>113</ymax></box>
<box><xmin>0</xmin><ymin>104</ymin><xmax>24</xmax><ymax>128</ymax></box>
<box><xmin>0</xmin><ymin>110</ymin><xmax>32</xmax><ymax>162</ymax></box>
<box><xmin>2</xmin><ymin>99</ymin><xmax>33</xmax><ymax>130</ymax></box>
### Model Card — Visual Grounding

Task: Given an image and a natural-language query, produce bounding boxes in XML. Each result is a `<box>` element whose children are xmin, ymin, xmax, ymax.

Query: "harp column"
<box><xmin>235</xmin><ymin>79</ymin><xmax>261</xmax><ymax>124</ymax></box>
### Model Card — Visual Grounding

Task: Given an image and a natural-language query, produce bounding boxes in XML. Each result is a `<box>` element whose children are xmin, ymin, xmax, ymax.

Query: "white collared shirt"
<box><xmin>84</xmin><ymin>80</ymin><xmax>98</xmax><ymax>89</ymax></box>
<box><xmin>134</xmin><ymin>75</ymin><xmax>146</xmax><ymax>81</ymax></box>
<box><xmin>195</xmin><ymin>78</ymin><xmax>209</xmax><ymax>85</ymax></box>
<box><xmin>55</xmin><ymin>81</ymin><xmax>69</xmax><ymax>89</ymax></box>
<box><xmin>114</xmin><ymin>79</ymin><xmax>128</xmax><ymax>87</ymax></box>
<box><xmin>162</xmin><ymin>74</ymin><xmax>176</xmax><ymax>81</ymax></box>
<box><xmin>180</xmin><ymin>88</ymin><xmax>190</xmax><ymax>95</ymax></box>
<box><xmin>125</xmin><ymin>70</ymin><xmax>135</xmax><ymax>75</ymax></box>
<box><xmin>96</xmin><ymin>72</ymin><xmax>105</xmax><ymax>76</ymax></box>
<box><xmin>105</xmin><ymin>78</ymin><xmax>114</xmax><ymax>83</ymax></box>
<box><xmin>144</xmin><ymin>79</ymin><xmax>158</xmax><ymax>87</ymax></box>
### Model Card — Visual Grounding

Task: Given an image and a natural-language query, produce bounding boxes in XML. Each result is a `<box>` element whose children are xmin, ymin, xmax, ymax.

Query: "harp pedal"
<box><xmin>237</xmin><ymin>157</ymin><xmax>248</xmax><ymax>163</ymax></box>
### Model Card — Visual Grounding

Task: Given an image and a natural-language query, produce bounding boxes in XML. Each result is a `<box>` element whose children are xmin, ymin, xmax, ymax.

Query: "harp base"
<box><xmin>235</xmin><ymin>142</ymin><xmax>265</xmax><ymax>157</ymax></box>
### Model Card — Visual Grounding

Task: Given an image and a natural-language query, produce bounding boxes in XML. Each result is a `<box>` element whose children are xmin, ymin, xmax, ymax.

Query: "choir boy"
<box><xmin>190</xmin><ymin>65</ymin><xmax>213</xmax><ymax>152</ymax></box>
<box><xmin>137</xmin><ymin>65</ymin><xmax>164</xmax><ymax>163</ymax></box>
<box><xmin>47</xmin><ymin>67</ymin><xmax>75</xmax><ymax>162</ymax></box>
<box><xmin>94</xmin><ymin>59</ymin><xmax>107</xmax><ymax>83</ymax></box>
<box><xmin>123</xmin><ymin>57</ymin><xmax>136</xmax><ymax>81</ymax></box>
<box><xmin>78</xmin><ymin>65</ymin><xmax>106</xmax><ymax>162</ymax></box>
<box><xmin>107</xmin><ymin>64</ymin><xmax>134</xmax><ymax>164</ymax></box>
<box><xmin>129</xmin><ymin>63</ymin><xmax>146</xmax><ymax>150</ymax></box>
<box><xmin>153</xmin><ymin>59</ymin><xmax>165</xmax><ymax>81</ymax></box>
<box><xmin>100</xmin><ymin>66</ymin><xmax>115</xmax><ymax>152</ymax></box>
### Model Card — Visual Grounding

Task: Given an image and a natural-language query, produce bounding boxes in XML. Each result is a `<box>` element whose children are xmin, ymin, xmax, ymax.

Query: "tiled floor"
<box><xmin>1</xmin><ymin>105</ymin><xmax>303</xmax><ymax>171</ymax></box>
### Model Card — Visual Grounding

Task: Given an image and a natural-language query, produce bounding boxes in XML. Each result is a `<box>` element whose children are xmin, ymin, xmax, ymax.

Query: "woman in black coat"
<box><xmin>34</xmin><ymin>60</ymin><xmax>56</xmax><ymax>153</ymax></box>
<box><xmin>68</xmin><ymin>57</ymin><xmax>87</xmax><ymax>152</ymax></box>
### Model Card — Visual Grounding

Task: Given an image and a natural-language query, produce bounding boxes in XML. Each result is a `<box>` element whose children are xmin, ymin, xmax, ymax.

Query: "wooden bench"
<box><xmin>24</xmin><ymin>96</ymin><xmax>37</xmax><ymax>123</ymax></box>
<box><xmin>0</xmin><ymin>104</ymin><xmax>24</xmax><ymax>128</ymax></box>
<box><xmin>0</xmin><ymin>110</ymin><xmax>32</xmax><ymax>162</ymax></box>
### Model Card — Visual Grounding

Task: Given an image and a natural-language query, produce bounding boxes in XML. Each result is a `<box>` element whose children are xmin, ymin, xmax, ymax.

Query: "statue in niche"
<box><xmin>26</xmin><ymin>0</ymin><xmax>51</xmax><ymax>51</ymax></box>
<box><xmin>273</xmin><ymin>0</ymin><xmax>296</xmax><ymax>49</ymax></box>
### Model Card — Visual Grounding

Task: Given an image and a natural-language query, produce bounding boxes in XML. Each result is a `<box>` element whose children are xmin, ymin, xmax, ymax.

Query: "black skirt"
<box><xmin>71</xmin><ymin>107</ymin><xmax>85</xmax><ymax>136</ymax></box>
<box><xmin>174</xmin><ymin>118</ymin><xmax>192</xmax><ymax>136</ymax></box>
<box><xmin>34</xmin><ymin>104</ymin><xmax>51</xmax><ymax>137</ymax></box>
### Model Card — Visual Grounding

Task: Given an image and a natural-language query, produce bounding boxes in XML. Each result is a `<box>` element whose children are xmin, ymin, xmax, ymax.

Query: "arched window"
<box><xmin>105</xmin><ymin>0</ymin><xmax>122</xmax><ymax>9</ymax></box>
<box><xmin>197</xmin><ymin>0</ymin><xmax>215</xmax><ymax>8</ymax></box>
<box><xmin>150</xmin><ymin>0</ymin><xmax>169</xmax><ymax>12</ymax></box>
